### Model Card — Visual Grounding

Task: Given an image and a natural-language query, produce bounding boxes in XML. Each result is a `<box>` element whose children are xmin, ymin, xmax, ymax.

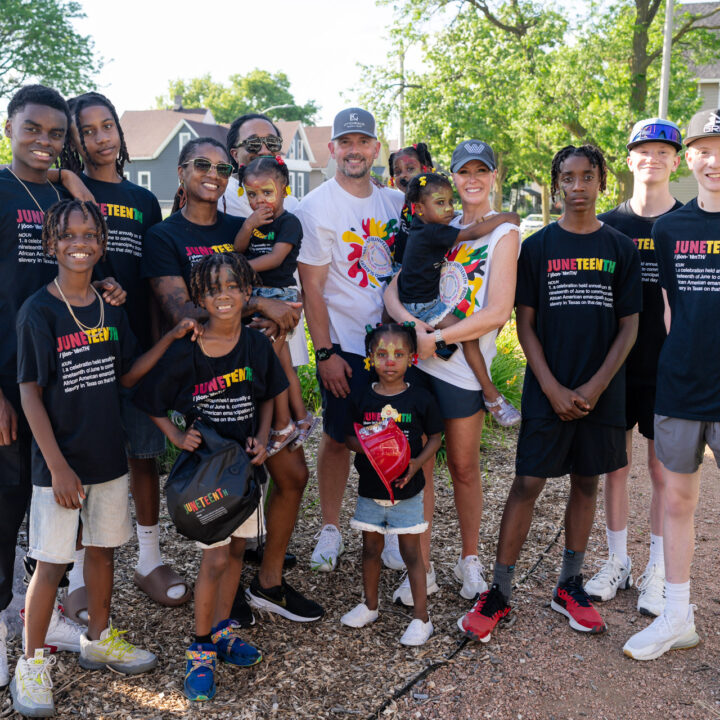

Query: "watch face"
<box><xmin>316</xmin><ymin>348</ymin><xmax>331</xmax><ymax>361</ymax></box>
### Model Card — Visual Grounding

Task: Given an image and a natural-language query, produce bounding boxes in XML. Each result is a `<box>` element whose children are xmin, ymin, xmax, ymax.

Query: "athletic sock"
<box><xmin>648</xmin><ymin>534</ymin><xmax>664</xmax><ymax>570</ymax></box>
<box><xmin>492</xmin><ymin>562</ymin><xmax>515</xmax><ymax>602</ymax></box>
<box><xmin>136</xmin><ymin>523</ymin><xmax>186</xmax><ymax>600</ymax></box>
<box><xmin>665</xmin><ymin>580</ymin><xmax>690</xmax><ymax>620</ymax></box>
<box><xmin>558</xmin><ymin>548</ymin><xmax>585</xmax><ymax>585</ymax></box>
<box><xmin>606</xmin><ymin>527</ymin><xmax>629</xmax><ymax>565</ymax></box>
<box><xmin>67</xmin><ymin>548</ymin><xmax>85</xmax><ymax>594</ymax></box>
<box><xmin>195</xmin><ymin>634</ymin><xmax>212</xmax><ymax>645</ymax></box>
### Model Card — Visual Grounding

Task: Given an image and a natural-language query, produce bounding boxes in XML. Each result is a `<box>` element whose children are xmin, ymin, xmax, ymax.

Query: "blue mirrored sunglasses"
<box><xmin>631</xmin><ymin>123</ymin><xmax>682</xmax><ymax>145</ymax></box>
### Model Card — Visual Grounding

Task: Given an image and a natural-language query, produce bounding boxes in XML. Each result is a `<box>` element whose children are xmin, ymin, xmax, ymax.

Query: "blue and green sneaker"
<box><xmin>184</xmin><ymin>643</ymin><xmax>217</xmax><ymax>701</ymax></box>
<box><xmin>210</xmin><ymin>619</ymin><xmax>262</xmax><ymax>667</ymax></box>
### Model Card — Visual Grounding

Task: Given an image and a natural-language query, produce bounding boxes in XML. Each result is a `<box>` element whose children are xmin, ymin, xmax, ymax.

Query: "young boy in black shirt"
<box><xmin>584</xmin><ymin>118</ymin><xmax>683</xmax><ymax>617</ymax></box>
<box><xmin>624</xmin><ymin>108</ymin><xmax>720</xmax><ymax>661</ymax></box>
<box><xmin>458</xmin><ymin>145</ymin><xmax>641</xmax><ymax>642</ymax></box>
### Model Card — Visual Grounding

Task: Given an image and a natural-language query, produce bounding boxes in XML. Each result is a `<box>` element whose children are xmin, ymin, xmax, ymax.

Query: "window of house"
<box><xmin>296</xmin><ymin>172</ymin><xmax>305</xmax><ymax>198</ymax></box>
<box><xmin>289</xmin><ymin>171</ymin><xmax>297</xmax><ymax>197</ymax></box>
<box><xmin>137</xmin><ymin>171</ymin><xmax>151</xmax><ymax>191</ymax></box>
<box><xmin>179</xmin><ymin>131</ymin><xmax>192</xmax><ymax>152</ymax></box>
<box><xmin>123</xmin><ymin>171</ymin><xmax>131</xmax><ymax>181</ymax></box>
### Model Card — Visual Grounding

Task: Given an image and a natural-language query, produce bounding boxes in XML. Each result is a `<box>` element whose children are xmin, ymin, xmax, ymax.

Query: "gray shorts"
<box><xmin>654</xmin><ymin>414</ymin><xmax>720</xmax><ymax>474</ymax></box>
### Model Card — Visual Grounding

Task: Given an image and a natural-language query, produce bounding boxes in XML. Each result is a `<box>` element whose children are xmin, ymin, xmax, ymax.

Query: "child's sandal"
<box><xmin>288</xmin><ymin>412</ymin><xmax>321</xmax><ymax>451</ymax></box>
<box><xmin>484</xmin><ymin>394</ymin><xmax>521</xmax><ymax>427</ymax></box>
<box><xmin>267</xmin><ymin>421</ymin><xmax>300</xmax><ymax>456</ymax></box>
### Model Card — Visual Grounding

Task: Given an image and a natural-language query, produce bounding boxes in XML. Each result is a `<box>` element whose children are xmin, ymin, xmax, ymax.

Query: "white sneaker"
<box><xmin>340</xmin><ymin>603</ymin><xmax>379</xmax><ymax>628</ymax></box>
<box><xmin>400</xmin><ymin>617</ymin><xmax>433</xmax><ymax>646</ymax></box>
<box><xmin>392</xmin><ymin>563</ymin><xmax>439</xmax><ymax>606</ymax></box>
<box><xmin>623</xmin><ymin>606</ymin><xmax>700</xmax><ymax>661</ymax></box>
<box><xmin>381</xmin><ymin>533</ymin><xmax>406</xmax><ymax>571</ymax></box>
<box><xmin>10</xmin><ymin>649</ymin><xmax>56</xmax><ymax>717</ymax></box>
<box><xmin>584</xmin><ymin>554</ymin><xmax>633</xmax><ymax>602</ymax></box>
<box><xmin>0</xmin><ymin>617</ymin><xmax>8</xmax><ymax>689</ymax></box>
<box><xmin>310</xmin><ymin>524</ymin><xmax>344</xmax><ymax>572</ymax></box>
<box><xmin>636</xmin><ymin>563</ymin><xmax>666</xmax><ymax>617</ymax></box>
<box><xmin>453</xmin><ymin>555</ymin><xmax>488</xmax><ymax>600</ymax></box>
<box><xmin>79</xmin><ymin>626</ymin><xmax>157</xmax><ymax>674</ymax></box>
<box><xmin>22</xmin><ymin>603</ymin><xmax>84</xmax><ymax>654</ymax></box>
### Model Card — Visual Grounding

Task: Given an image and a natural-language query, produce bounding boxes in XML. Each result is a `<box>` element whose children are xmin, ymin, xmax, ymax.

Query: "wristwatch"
<box><xmin>434</xmin><ymin>329</ymin><xmax>447</xmax><ymax>351</ymax></box>
<box><xmin>316</xmin><ymin>346</ymin><xmax>336</xmax><ymax>362</ymax></box>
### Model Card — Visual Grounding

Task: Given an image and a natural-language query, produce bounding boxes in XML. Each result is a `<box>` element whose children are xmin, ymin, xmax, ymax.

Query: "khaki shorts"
<box><xmin>654</xmin><ymin>414</ymin><xmax>720</xmax><ymax>474</ymax></box>
<box><xmin>195</xmin><ymin>505</ymin><xmax>265</xmax><ymax>550</ymax></box>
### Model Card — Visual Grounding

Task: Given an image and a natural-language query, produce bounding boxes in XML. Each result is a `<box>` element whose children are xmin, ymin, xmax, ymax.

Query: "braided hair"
<box><xmin>405</xmin><ymin>172</ymin><xmax>453</xmax><ymax>207</ymax></box>
<box><xmin>227</xmin><ymin>113</ymin><xmax>281</xmax><ymax>172</ymax></box>
<box><xmin>42</xmin><ymin>199</ymin><xmax>108</xmax><ymax>256</ymax></box>
<box><xmin>364</xmin><ymin>322</ymin><xmax>418</xmax><ymax>358</ymax></box>
<box><xmin>172</xmin><ymin>137</ymin><xmax>231</xmax><ymax>214</ymax></box>
<box><xmin>61</xmin><ymin>92</ymin><xmax>130</xmax><ymax>176</ymax></box>
<box><xmin>388</xmin><ymin>143</ymin><xmax>434</xmax><ymax>188</ymax></box>
<box><xmin>238</xmin><ymin>156</ymin><xmax>290</xmax><ymax>194</ymax></box>
<box><xmin>550</xmin><ymin>144</ymin><xmax>607</xmax><ymax>202</ymax></box>
<box><xmin>189</xmin><ymin>252</ymin><xmax>258</xmax><ymax>307</ymax></box>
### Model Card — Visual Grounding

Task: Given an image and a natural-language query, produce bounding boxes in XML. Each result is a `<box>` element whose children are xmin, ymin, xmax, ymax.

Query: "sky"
<box><xmin>74</xmin><ymin>0</ymin><xmax>405</xmax><ymax>126</ymax></box>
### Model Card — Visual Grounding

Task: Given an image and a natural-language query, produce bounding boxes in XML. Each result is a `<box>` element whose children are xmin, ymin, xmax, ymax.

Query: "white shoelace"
<box><xmin>637</xmin><ymin>565</ymin><xmax>665</xmax><ymax>599</ymax></box>
<box><xmin>25</xmin><ymin>655</ymin><xmax>56</xmax><ymax>697</ymax></box>
<box><xmin>313</xmin><ymin>525</ymin><xmax>340</xmax><ymax>555</ymax></box>
<box><xmin>463</xmin><ymin>557</ymin><xmax>485</xmax><ymax>584</ymax></box>
<box><xmin>590</xmin><ymin>555</ymin><xmax>626</xmax><ymax>585</ymax></box>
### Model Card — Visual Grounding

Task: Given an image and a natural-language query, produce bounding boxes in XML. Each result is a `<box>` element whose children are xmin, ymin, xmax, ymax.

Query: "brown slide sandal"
<box><xmin>63</xmin><ymin>586</ymin><xmax>88</xmax><ymax>626</ymax></box>
<box><xmin>133</xmin><ymin>564</ymin><xmax>192</xmax><ymax>607</ymax></box>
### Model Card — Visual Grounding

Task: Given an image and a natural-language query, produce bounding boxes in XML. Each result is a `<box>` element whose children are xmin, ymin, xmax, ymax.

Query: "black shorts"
<box><xmin>515</xmin><ymin>416</ymin><xmax>627</xmax><ymax>478</ymax></box>
<box><xmin>410</xmin><ymin>368</ymin><xmax>484</xmax><ymax>420</ymax></box>
<box><xmin>316</xmin><ymin>345</ymin><xmax>370</xmax><ymax>443</ymax></box>
<box><xmin>626</xmin><ymin>383</ymin><xmax>655</xmax><ymax>439</ymax></box>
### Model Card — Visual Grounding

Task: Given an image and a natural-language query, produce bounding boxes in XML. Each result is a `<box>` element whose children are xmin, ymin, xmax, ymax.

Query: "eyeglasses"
<box><xmin>182</xmin><ymin>158</ymin><xmax>234</xmax><ymax>178</ymax></box>
<box><xmin>236</xmin><ymin>135</ymin><xmax>283</xmax><ymax>154</ymax></box>
<box><xmin>630</xmin><ymin>123</ymin><xmax>682</xmax><ymax>147</ymax></box>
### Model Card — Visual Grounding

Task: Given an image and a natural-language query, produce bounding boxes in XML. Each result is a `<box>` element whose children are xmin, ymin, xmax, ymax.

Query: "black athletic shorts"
<box><xmin>626</xmin><ymin>383</ymin><xmax>655</xmax><ymax>440</ymax></box>
<box><xmin>515</xmin><ymin>416</ymin><xmax>627</xmax><ymax>478</ymax></box>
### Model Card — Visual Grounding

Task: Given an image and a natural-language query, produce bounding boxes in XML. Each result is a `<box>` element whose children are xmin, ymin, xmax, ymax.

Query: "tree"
<box><xmin>0</xmin><ymin>0</ymin><xmax>100</xmax><ymax>100</ymax></box>
<box><xmin>156</xmin><ymin>70</ymin><xmax>319</xmax><ymax>125</ymax></box>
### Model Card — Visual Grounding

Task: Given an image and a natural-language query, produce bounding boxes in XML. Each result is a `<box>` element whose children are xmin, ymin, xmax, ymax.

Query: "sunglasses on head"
<box><xmin>631</xmin><ymin>123</ymin><xmax>682</xmax><ymax>146</ymax></box>
<box><xmin>236</xmin><ymin>135</ymin><xmax>283</xmax><ymax>154</ymax></box>
<box><xmin>182</xmin><ymin>158</ymin><xmax>234</xmax><ymax>178</ymax></box>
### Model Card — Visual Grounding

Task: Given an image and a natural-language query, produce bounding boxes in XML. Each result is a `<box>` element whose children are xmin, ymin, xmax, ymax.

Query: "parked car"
<box><xmin>519</xmin><ymin>213</ymin><xmax>560</xmax><ymax>237</ymax></box>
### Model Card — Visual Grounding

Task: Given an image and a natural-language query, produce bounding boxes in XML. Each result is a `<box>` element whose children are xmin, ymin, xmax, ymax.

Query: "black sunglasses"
<box><xmin>236</xmin><ymin>135</ymin><xmax>283</xmax><ymax>154</ymax></box>
<box><xmin>182</xmin><ymin>158</ymin><xmax>234</xmax><ymax>178</ymax></box>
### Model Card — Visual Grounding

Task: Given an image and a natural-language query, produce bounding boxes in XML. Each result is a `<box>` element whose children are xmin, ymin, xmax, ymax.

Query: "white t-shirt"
<box><xmin>296</xmin><ymin>179</ymin><xmax>404</xmax><ymax>356</ymax></box>
<box><xmin>418</xmin><ymin>213</ymin><xmax>520</xmax><ymax>390</ymax></box>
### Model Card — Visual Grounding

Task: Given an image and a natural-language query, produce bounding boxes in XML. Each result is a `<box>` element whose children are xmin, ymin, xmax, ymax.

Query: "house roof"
<box><xmin>681</xmin><ymin>2</ymin><xmax>720</xmax><ymax>77</ymax></box>
<box><xmin>304</xmin><ymin>125</ymin><xmax>332</xmax><ymax>168</ymax></box>
<box><xmin>274</xmin><ymin>120</ymin><xmax>301</xmax><ymax>155</ymax></box>
<box><xmin>186</xmin><ymin>119</ymin><xmax>228</xmax><ymax>146</ymax></box>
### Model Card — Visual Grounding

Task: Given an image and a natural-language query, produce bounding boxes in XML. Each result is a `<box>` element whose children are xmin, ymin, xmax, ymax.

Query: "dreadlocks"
<box><xmin>550</xmin><ymin>144</ymin><xmax>608</xmax><ymax>202</ymax></box>
<box><xmin>189</xmin><ymin>252</ymin><xmax>258</xmax><ymax>307</ymax></box>
<box><xmin>42</xmin><ymin>199</ymin><xmax>108</xmax><ymax>256</ymax></box>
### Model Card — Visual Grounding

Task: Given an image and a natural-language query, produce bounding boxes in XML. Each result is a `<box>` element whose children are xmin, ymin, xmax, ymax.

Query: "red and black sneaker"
<box><xmin>456</xmin><ymin>584</ymin><xmax>511</xmax><ymax>642</ymax></box>
<box><xmin>551</xmin><ymin>575</ymin><xmax>607</xmax><ymax>634</ymax></box>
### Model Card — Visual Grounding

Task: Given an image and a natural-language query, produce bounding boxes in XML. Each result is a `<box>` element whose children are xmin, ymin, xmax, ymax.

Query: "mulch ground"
<box><xmin>2</xmin><ymin>427</ymin><xmax>720</xmax><ymax>719</ymax></box>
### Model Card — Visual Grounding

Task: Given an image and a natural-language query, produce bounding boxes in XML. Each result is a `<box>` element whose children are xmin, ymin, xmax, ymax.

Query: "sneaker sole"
<box><xmin>638</xmin><ymin>603</ymin><xmax>663</xmax><ymax>618</ymax></box>
<box><xmin>10</xmin><ymin>678</ymin><xmax>54</xmax><ymax>717</ymax></box>
<box><xmin>218</xmin><ymin>651</ymin><xmax>262</xmax><ymax>668</ymax></box>
<box><xmin>623</xmin><ymin>630</ymin><xmax>700</xmax><ymax>661</ymax></box>
<box><xmin>184</xmin><ymin>684</ymin><xmax>216</xmax><ymax>702</ymax></box>
<box><xmin>586</xmin><ymin>574</ymin><xmax>633</xmax><ymax>602</ymax></box>
<box><xmin>456</xmin><ymin>616</ymin><xmax>492</xmax><ymax>643</ymax></box>
<box><xmin>310</xmin><ymin>542</ymin><xmax>345</xmax><ymax>572</ymax></box>
<box><xmin>245</xmin><ymin>589</ymin><xmax>323</xmax><ymax>622</ymax></box>
<box><xmin>550</xmin><ymin>600</ymin><xmax>606</xmax><ymax>634</ymax></box>
<box><xmin>393</xmin><ymin>579</ymin><xmax>440</xmax><ymax>607</ymax></box>
<box><xmin>79</xmin><ymin>655</ymin><xmax>158</xmax><ymax>674</ymax></box>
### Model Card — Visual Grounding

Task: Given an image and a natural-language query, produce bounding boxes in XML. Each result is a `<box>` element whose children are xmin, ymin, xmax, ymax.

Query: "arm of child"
<box><xmin>233</xmin><ymin>206</ymin><xmax>273</xmax><ymax>253</ymax></box>
<box><xmin>19</xmin><ymin>382</ymin><xmax>85</xmax><ymax>509</ymax></box>
<box><xmin>394</xmin><ymin>431</ymin><xmax>442</xmax><ymax>488</ymax></box>
<box><xmin>517</xmin><ymin>304</ymin><xmax>588</xmax><ymax>422</ymax></box>
<box><xmin>246</xmin><ymin>397</ymin><xmax>273</xmax><ymax>466</ymax></box>
<box><xmin>149</xmin><ymin>414</ymin><xmax>203</xmax><ymax>451</ymax></box>
<box><xmin>121</xmin><ymin>318</ymin><xmax>202</xmax><ymax>388</ymax></box>
<box><xmin>248</xmin><ymin>242</ymin><xmax>294</xmax><ymax>274</ymax></box>
<box><xmin>573</xmin><ymin>314</ymin><xmax>639</xmax><ymax>413</ymax></box>
<box><xmin>662</xmin><ymin>287</ymin><xmax>671</xmax><ymax>333</ymax></box>
<box><xmin>456</xmin><ymin>211</ymin><xmax>520</xmax><ymax>244</ymax></box>
<box><xmin>346</xmin><ymin>434</ymin><xmax>364</xmax><ymax>454</ymax></box>
<box><xmin>47</xmin><ymin>169</ymin><xmax>95</xmax><ymax>203</ymax></box>
<box><xmin>382</xmin><ymin>274</ymin><xmax>434</xmax><ymax>332</ymax></box>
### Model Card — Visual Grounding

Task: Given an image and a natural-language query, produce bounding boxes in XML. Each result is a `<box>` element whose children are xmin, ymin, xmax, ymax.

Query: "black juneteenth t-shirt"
<box><xmin>398</xmin><ymin>216</ymin><xmax>461</xmax><ymax>303</ymax></box>
<box><xmin>142</xmin><ymin>210</ymin><xmax>244</xmax><ymax>287</ymax></box>
<box><xmin>241</xmin><ymin>211</ymin><xmax>302</xmax><ymax>289</ymax></box>
<box><xmin>515</xmin><ymin>222</ymin><xmax>642</xmax><ymax>426</ymax></box>
<box><xmin>17</xmin><ymin>287</ymin><xmax>138</xmax><ymax>487</ymax></box>
<box><xmin>348</xmin><ymin>383</ymin><xmax>443</xmax><ymax>501</ymax></box>
<box><xmin>82</xmin><ymin>176</ymin><xmax>162</xmax><ymax>350</ymax></box>
<box><xmin>654</xmin><ymin>200</ymin><xmax>720</xmax><ymax>421</ymax></box>
<box><xmin>0</xmin><ymin>169</ymin><xmax>69</xmax><ymax>382</ymax></box>
<box><xmin>599</xmin><ymin>199</ymin><xmax>682</xmax><ymax>387</ymax></box>
<box><xmin>134</xmin><ymin>329</ymin><xmax>288</xmax><ymax>461</ymax></box>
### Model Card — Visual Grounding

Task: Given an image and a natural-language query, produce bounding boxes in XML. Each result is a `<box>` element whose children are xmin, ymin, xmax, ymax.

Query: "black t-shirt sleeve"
<box><xmin>653</xmin><ymin>221</ymin><xmax>671</xmax><ymax>291</ymax></box>
<box><xmin>613</xmin><ymin>236</ymin><xmax>643</xmax><ymax>318</ymax></box>
<box><xmin>253</xmin><ymin>332</ymin><xmax>289</xmax><ymax>401</ymax></box>
<box><xmin>133</xmin><ymin>339</ymin><xmax>191</xmax><ymax>417</ymax></box>
<box><xmin>141</xmin><ymin>225</ymin><xmax>183</xmax><ymax>279</ymax></box>
<box><xmin>277</xmin><ymin>213</ymin><xmax>303</xmax><ymax>247</ymax></box>
<box><xmin>16</xmin><ymin>305</ymin><xmax>55</xmax><ymax>387</ymax></box>
<box><xmin>428</xmin><ymin>223</ymin><xmax>460</xmax><ymax>249</ymax></box>
<box><xmin>117</xmin><ymin>309</ymin><xmax>140</xmax><ymax>376</ymax></box>
<box><xmin>515</xmin><ymin>232</ymin><xmax>541</xmax><ymax>308</ymax></box>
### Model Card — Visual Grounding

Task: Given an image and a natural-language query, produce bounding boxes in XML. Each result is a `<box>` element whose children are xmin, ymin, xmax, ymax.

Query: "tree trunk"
<box><xmin>541</xmin><ymin>183</ymin><xmax>551</xmax><ymax>225</ymax></box>
<box><xmin>616</xmin><ymin>167</ymin><xmax>634</xmax><ymax>202</ymax></box>
<box><xmin>493</xmin><ymin>158</ymin><xmax>507</xmax><ymax>212</ymax></box>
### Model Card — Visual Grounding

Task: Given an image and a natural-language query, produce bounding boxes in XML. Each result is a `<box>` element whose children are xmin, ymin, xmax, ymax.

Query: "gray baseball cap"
<box><xmin>685</xmin><ymin>108</ymin><xmax>720</xmax><ymax>146</ymax></box>
<box><xmin>331</xmin><ymin>107</ymin><xmax>377</xmax><ymax>140</ymax></box>
<box><xmin>450</xmin><ymin>140</ymin><xmax>496</xmax><ymax>172</ymax></box>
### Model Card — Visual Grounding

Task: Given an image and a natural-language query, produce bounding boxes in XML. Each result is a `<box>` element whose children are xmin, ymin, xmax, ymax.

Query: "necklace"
<box><xmin>7</xmin><ymin>168</ymin><xmax>60</xmax><ymax>212</ymax></box>
<box><xmin>53</xmin><ymin>278</ymin><xmax>104</xmax><ymax>332</ymax></box>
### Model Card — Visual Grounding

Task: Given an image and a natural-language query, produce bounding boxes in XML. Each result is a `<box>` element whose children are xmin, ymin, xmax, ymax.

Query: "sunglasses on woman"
<box><xmin>182</xmin><ymin>158</ymin><xmax>234</xmax><ymax>178</ymax></box>
<box><xmin>235</xmin><ymin>135</ymin><xmax>283</xmax><ymax>154</ymax></box>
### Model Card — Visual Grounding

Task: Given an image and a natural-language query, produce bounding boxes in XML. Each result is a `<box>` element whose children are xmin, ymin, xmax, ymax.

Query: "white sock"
<box><xmin>648</xmin><ymin>534</ymin><xmax>664</xmax><ymax>569</ymax></box>
<box><xmin>67</xmin><ymin>548</ymin><xmax>85</xmax><ymax>594</ymax></box>
<box><xmin>135</xmin><ymin>524</ymin><xmax>186</xmax><ymax>600</ymax></box>
<box><xmin>665</xmin><ymin>580</ymin><xmax>690</xmax><ymax>620</ymax></box>
<box><xmin>606</xmin><ymin>527</ymin><xmax>628</xmax><ymax>565</ymax></box>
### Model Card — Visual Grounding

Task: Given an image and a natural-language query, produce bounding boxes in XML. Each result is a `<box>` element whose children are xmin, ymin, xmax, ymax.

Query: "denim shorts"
<box><xmin>252</xmin><ymin>286</ymin><xmax>299</xmax><ymax>303</ymax></box>
<box><xmin>120</xmin><ymin>387</ymin><xmax>165</xmax><ymax>460</ymax></box>
<box><xmin>29</xmin><ymin>474</ymin><xmax>133</xmax><ymax>564</ymax></box>
<box><xmin>349</xmin><ymin>492</ymin><xmax>427</xmax><ymax>535</ymax></box>
<box><xmin>402</xmin><ymin>297</ymin><xmax>451</xmax><ymax>327</ymax></box>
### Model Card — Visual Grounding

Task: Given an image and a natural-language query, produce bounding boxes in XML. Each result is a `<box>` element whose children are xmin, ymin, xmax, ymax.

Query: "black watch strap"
<box><xmin>316</xmin><ymin>346</ymin><xmax>336</xmax><ymax>361</ymax></box>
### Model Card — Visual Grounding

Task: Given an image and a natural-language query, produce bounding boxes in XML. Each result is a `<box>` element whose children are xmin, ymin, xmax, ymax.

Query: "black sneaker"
<box><xmin>246</xmin><ymin>575</ymin><xmax>324</xmax><ymax>622</ymax></box>
<box><xmin>230</xmin><ymin>584</ymin><xmax>255</xmax><ymax>628</ymax></box>
<box><xmin>243</xmin><ymin>546</ymin><xmax>298</xmax><ymax>569</ymax></box>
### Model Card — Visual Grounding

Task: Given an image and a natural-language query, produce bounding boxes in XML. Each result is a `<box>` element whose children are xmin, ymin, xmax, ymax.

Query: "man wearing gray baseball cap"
<box><xmin>296</xmin><ymin>108</ymin><xmax>404</xmax><ymax>573</ymax></box>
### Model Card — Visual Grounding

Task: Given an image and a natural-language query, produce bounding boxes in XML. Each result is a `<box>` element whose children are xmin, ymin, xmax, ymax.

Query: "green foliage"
<box><xmin>0</xmin><ymin>0</ymin><xmax>101</xmax><ymax>100</ymax></box>
<box><xmin>0</xmin><ymin>134</ymin><xmax>12</xmax><ymax>165</ymax></box>
<box><xmin>298</xmin><ymin>321</ymin><xmax>321</xmax><ymax>413</ymax></box>
<box><xmin>156</xmin><ymin>70</ymin><xmax>319</xmax><ymax>125</ymax></box>
<box><xmin>488</xmin><ymin>318</ymin><xmax>525</xmax><ymax>413</ymax></box>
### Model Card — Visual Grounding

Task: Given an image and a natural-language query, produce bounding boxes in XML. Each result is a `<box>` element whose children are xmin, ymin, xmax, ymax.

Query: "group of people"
<box><xmin>0</xmin><ymin>78</ymin><xmax>718</xmax><ymax>716</ymax></box>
